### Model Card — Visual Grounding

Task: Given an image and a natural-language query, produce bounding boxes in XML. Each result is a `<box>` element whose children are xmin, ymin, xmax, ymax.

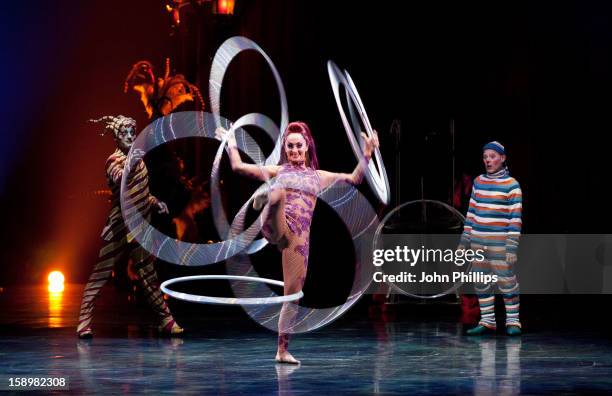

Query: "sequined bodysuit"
<box><xmin>263</xmin><ymin>163</ymin><xmax>321</xmax><ymax>274</ymax></box>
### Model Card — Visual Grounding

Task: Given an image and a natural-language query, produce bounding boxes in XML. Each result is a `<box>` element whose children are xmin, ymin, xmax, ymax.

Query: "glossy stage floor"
<box><xmin>1</xmin><ymin>284</ymin><xmax>611</xmax><ymax>394</ymax></box>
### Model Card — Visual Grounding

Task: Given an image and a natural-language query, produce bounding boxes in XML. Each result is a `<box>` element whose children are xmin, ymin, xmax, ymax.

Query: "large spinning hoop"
<box><xmin>327</xmin><ymin>60</ymin><xmax>390</xmax><ymax>205</ymax></box>
<box><xmin>209</xmin><ymin>36</ymin><xmax>287</xmax><ymax>166</ymax></box>
<box><xmin>209</xmin><ymin>113</ymin><xmax>279</xmax><ymax>256</ymax></box>
<box><xmin>208</xmin><ymin>36</ymin><xmax>289</xmax><ymax>254</ymax></box>
<box><xmin>120</xmin><ymin>112</ymin><xmax>267</xmax><ymax>266</ymax></box>
<box><xmin>118</xmin><ymin>36</ymin><xmax>383</xmax><ymax>331</ymax></box>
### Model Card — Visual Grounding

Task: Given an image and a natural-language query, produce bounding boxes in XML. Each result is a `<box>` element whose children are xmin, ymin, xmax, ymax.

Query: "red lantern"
<box><xmin>214</xmin><ymin>0</ymin><xmax>235</xmax><ymax>15</ymax></box>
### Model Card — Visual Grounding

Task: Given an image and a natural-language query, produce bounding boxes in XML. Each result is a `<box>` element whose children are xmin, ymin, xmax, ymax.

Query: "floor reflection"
<box><xmin>275</xmin><ymin>363</ymin><xmax>300</xmax><ymax>396</ymax></box>
<box><xmin>473</xmin><ymin>338</ymin><xmax>522</xmax><ymax>396</ymax></box>
<box><xmin>1</xmin><ymin>285</ymin><xmax>612</xmax><ymax>394</ymax></box>
<box><xmin>48</xmin><ymin>290</ymin><xmax>64</xmax><ymax>328</ymax></box>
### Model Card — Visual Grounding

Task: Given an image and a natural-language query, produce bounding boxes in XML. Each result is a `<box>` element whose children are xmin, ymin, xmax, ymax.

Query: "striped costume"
<box><xmin>77</xmin><ymin>148</ymin><xmax>176</xmax><ymax>336</ymax></box>
<box><xmin>460</xmin><ymin>167</ymin><xmax>522</xmax><ymax>329</ymax></box>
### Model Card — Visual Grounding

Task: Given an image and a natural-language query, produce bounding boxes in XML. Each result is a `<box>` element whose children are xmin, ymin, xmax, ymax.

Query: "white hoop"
<box><xmin>161</xmin><ymin>275</ymin><xmax>304</xmax><ymax>305</ymax></box>
<box><xmin>327</xmin><ymin>60</ymin><xmax>390</xmax><ymax>205</ymax></box>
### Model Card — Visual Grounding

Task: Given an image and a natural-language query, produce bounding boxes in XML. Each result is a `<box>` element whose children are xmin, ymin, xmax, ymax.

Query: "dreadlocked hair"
<box><xmin>125</xmin><ymin>58</ymin><xmax>205</xmax><ymax>120</ymax></box>
<box><xmin>124</xmin><ymin>60</ymin><xmax>155</xmax><ymax>93</ymax></box>
<box><xmin>88</xmin><ymin>115</ymin><xmax>136</xmax><ymax>137</ymax></box>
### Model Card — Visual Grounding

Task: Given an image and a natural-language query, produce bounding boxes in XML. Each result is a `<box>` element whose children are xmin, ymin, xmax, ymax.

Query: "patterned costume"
<box><xmin>263</xmin><ymin>163</ymin><xmax>321</xmax><ymax>273</ymax></box>
<box><xmin>220</xmin><ymin>119</ymin><xmax>377</xmax><ymax>362</ymax></box>
<box><xmin>460</xmin><ymin>167</ymin><xmax>522</xmax><ymax>330</ymax></box>
<box><xmin>262</xmin><ymin>163</ymin><xmax>322</xmax><ymax>351</ymax></box>
<box><xmin>77</xmin><ymin>116</ymin><xmax>180</xmax><ymax>338</ymax></box>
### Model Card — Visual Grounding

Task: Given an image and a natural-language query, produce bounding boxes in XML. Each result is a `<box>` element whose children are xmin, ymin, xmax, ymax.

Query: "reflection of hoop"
<box><xmin>373</xmin><ymin>199</ymin><xmax>467</xmax><ymax>299</ymax></box>
<box><xmin>161</xmin><ymin>275</ymin><xmax>304</xmax><ymax>305</ymax></box>
<box><xmin>327</xmin><ymin>60</ymin><xmax>390</xmax><ymax>205</ymax></box>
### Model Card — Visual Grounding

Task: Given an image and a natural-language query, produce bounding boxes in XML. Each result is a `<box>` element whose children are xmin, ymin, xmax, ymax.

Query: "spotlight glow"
<box><xmin>48</xmin><ymin>271</ymin><xmax>65</xmax><ymax>293</ymax></box>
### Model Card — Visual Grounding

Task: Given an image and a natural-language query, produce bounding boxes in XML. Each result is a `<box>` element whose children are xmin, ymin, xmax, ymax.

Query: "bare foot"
<box><xmin>275</xmin><ymin>351</ymin><xmax>300</xmax><ymax>364</ymax></box>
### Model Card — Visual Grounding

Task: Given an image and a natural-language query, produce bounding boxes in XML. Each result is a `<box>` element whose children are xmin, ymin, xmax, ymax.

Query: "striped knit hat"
<box><xmin>482</xmin><ymin>141</ymin><xmax>505</xmax><ymax>155</ymax></box>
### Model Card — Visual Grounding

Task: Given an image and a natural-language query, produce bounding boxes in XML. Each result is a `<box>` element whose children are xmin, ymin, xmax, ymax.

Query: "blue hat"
<box><xmin>482</xmin><ymin>141</ymin><xmax>505</xmax><ymax>155</ymax></box>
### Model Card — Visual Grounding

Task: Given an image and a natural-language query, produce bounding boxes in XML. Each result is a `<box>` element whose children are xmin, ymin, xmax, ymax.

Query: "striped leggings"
<box><xmin>471</xmin><ymin>243</ymin><xmax>520</xmax><ymax>329</ymax></box>
<box><xmin>77</xmin><ymin>235</ymin><xmax>174</xmax><ymax>335</ymax></box>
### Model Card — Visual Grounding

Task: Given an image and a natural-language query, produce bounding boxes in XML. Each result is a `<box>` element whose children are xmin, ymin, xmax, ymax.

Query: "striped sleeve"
<box><xmin>106</xmin><ymin>154</ymin><xmax>126</xmax><ymax>185</ymax></box>
<box><xmin>505</xmin><ymin>179</ymin><xmax>522</xmax><ymax>253</ymax></box>
<box><xmin>459</xmin><ymin>181</ymin><xmax>477</xmax><ymax>246</ymax></box>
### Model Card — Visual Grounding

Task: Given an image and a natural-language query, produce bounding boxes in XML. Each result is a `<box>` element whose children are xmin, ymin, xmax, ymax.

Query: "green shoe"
<box><xmin>466</xmin><ymin>325</ymin><xmax>495</xmax><ymax>336</ymax></box>
<box><xmin>506</xmin><ymin>326</ymin><xmax>522</xmax><ymax>336</ymax></box>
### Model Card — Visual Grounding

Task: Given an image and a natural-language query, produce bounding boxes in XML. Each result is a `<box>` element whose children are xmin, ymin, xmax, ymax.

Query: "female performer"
<box><xmin>458</xmin><ymin>141</ymin><xmax>523</xmax><ymax>336</ymax></box>
<box><xmin>217</xmin><ymin>121</ymin><xmax>379</xmax><ymax>363</ymax></box>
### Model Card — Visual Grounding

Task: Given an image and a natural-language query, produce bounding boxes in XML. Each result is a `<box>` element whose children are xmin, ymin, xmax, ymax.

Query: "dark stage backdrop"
<box><xmin>1</xmin><ymin>1</ymin><xmax>612</xmax><ymax>285</ymax></box>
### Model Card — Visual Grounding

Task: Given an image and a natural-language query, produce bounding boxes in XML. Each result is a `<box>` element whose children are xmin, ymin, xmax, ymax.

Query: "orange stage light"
<box><xmin>48</xmin><ymin>271</ymin><xmax>65</xmax><ymax>293</ymax></box>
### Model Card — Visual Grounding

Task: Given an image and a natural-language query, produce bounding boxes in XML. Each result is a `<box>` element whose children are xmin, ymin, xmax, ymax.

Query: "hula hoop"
<box><xmin>327</xmin><ymin>60</ymin><xmax>390</xmax><ymax>205</ymax></box>
<box><xmin>161</xmin><ymin>275</ymin><xmax>304</xmax><ymax>305</ymax></box>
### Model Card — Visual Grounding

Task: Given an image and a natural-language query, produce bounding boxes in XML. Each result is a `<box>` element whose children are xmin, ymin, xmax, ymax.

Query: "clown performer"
<box><xmin>216</xmin><ymin>121</ymin><xmax>379</xmax><ymax>364</ymax></box>
<box><xmin>77</xmin><ymin>115</ymin><xmax>183</xmax><ymax>338</ymax></box>
<box><xmin>458</xmin><ymin>141</ymin><xmax>523</xmax><ymax>336</ymax></box>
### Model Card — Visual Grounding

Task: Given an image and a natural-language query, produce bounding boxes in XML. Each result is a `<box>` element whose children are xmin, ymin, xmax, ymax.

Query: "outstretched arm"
<box><xmin>215</xmin><ymin>126</ymin><xmax>280</xmax><ymax>182</ymax></box>
<box><xmin>317</xmin><ymin>131</ymin><xmax>379</xmax><ymax>189</ymax></box>
<box><xmin>107</xmin><ymin>154</ymin><xmax>170</xmax><ymax>215</ymax></box>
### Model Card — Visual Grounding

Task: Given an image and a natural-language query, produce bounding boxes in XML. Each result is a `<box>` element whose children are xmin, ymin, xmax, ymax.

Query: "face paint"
<box><xmin>90</xmin><ymin>115</ymin><xmax>138</xmax><ymax>153</ymax></box>
<box><xmin>483</xmin><ymin>149</ymin><xmax>506</xmax><ymax>174</ymax></box>
<box><xmin>116</xmin><ymin>123</ymin><xmax>136</xmax><ymax>152</ymax></box>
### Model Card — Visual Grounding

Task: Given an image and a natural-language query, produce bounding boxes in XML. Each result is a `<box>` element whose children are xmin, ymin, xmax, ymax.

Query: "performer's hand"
<box><xmin>131</xmin><ymin>148</ymin><xmax>145</xmax><ymax>157</ymax></box>
<box><xmin>214</xmin><ymin>126</ymin><xmax>226</xmax><ymax>140</ymax></box>
<box><xmin>506</xmin><ymin>252</ymin><xmax>517</xmax><ymax>264</ymax></box>
<box><xmin>127</xmin><ymin>148</ymin><xmax>146</xmax><ymax>167</ymax></box>
<box><xmin>156</xmin><ymin>201</ymin><xmax>169</xmax><ymax>215</ymax></box>
<box><xmin>215</xmin><ymin>125</ymin><xmax>237</xmax><ymax>148</ymax></box>
<box><xmin>361</xmin><ymin>130</ymin><xmax>379</xmax><ymax>160</ymax></box>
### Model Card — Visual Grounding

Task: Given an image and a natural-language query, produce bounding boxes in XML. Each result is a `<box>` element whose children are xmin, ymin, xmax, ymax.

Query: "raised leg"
<box><xmin>261</xmin><ymin>188</ymin><xmax>290</xmax><ymax>250</ymax></box>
